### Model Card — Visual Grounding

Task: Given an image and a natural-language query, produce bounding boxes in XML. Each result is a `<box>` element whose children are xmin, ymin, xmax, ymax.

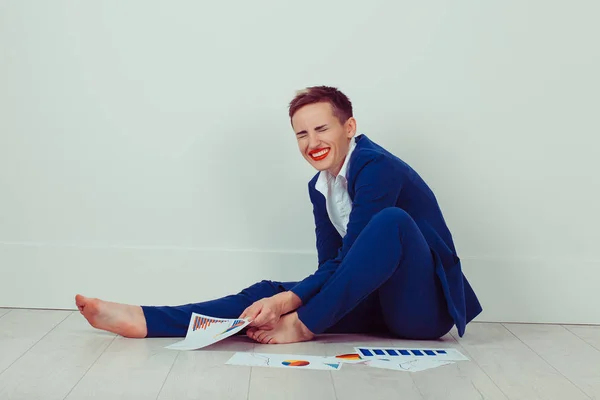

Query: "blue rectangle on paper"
<box><xmin>373</xmin><ymin>349</ymin><xmax>385</xmax><ymax>356</ymax></box>
<box><xmin>385</xmin><ymin>350</ymin><xmax>399</xmax><ymax>356</ymax></box>
<box><xmin>411</xmin><ymin>350</ymin><xmax>424</xmax><ymax>356</ymax></box>
<box><xmin>399</xmin><ymin>350</ymin><xmax>411</xmax><ymax>355</ymax></box>
<box><xmin>359</xmin><ymin>348</ymin><xmax>373</xmax><ymax>357</ymax></box>
<box><xmin>424</xmin><ymin>350</ymin><xmax>436</xmax><ymax>356</ymax></box>
<box><xmin>436</xmin><ymin>350</ymin><xmax>447</xmax><ymax>354</ymax></box>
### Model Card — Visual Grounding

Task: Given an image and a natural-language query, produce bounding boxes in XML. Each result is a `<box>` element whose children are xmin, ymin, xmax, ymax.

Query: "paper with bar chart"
<box><xmin>165</xmin><ymin>312</ymin><xmax>250</xmax><ymax>350</ymax></box>
<box><xmin>226</xmin><ymin>352</ymin><xmax>343</xmax><ymax>370</ymax></box>
<box><xmin>354</xmin><ymin>347</ymin><xmax>468</xmax><ymax>361</ymax></box>
<box><xmin>365</xmin><ymin>358</ymin><xmax>455</xmax><ymax>372</ymax></box>
<box><xmin>352</xmin><ymin>347</ymin><xmax>468</xmax><ymax>372</ymax></box>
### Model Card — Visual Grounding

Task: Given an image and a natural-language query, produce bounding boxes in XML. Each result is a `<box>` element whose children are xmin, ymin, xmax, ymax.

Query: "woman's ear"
<box><xmin>345</xmin><ymin>117</ymin><xmax>357</xmax><ymax>138</ymax></box>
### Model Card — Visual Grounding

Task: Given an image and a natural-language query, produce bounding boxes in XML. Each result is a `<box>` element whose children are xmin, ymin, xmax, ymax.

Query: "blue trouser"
<box><xmin>142</xmin><ymin>208</ymin><xmax>454</xmax><ymax>340</ymax></box>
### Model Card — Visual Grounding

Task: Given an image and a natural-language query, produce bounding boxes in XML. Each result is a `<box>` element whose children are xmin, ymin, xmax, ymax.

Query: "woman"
<box><xmin>76</xmin><ymin>86</ymin><xmax>482</xmax><ymax>344</ymax></box>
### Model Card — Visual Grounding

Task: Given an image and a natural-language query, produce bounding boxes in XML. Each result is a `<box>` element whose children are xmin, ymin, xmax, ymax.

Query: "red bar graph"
<box><xmin>192</xmin><ymin>316</ymin><xmax>227</xmax><ymax>331</ymax></box>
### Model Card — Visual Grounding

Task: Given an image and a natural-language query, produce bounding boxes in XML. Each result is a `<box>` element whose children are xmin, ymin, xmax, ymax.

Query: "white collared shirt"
<box><xmin>314</xmin><ymin>136</ymin><xmax>357</xmax><ymax>238</ymax></box>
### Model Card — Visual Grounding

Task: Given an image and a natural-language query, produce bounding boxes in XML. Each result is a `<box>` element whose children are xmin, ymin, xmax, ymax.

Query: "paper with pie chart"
<box><xmin>165</xmin><ymin>312</ymin><xmax>250</xmax><ymax>350</ymax></box>
<box><xmin>226</xmin><ymin>352</ymin><xmax>343</xmax><ymax>370</ymax></box>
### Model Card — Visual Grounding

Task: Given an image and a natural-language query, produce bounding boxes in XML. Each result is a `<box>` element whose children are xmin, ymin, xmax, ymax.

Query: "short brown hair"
<box><xmin>288</xmin><ymin>86</ymin><xmax>353</xmax><ymax>124</ymax></box>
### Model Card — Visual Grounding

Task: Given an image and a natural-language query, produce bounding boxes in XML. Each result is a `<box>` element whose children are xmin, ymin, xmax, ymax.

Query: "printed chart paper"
<box><xmin>366</xmin><ymin>358</ymin><xmax>455</xmax><ymax>372</ymax></box>
<box><xmin>354</xmin><ymin>347</ymin><xmax>468</xmax><ymax>362</ymax></box>
<box><xmin>165</xmin><ymin>313</ymin><xmax>249</xmax><ymax>350</ymax></box>
<box><xmin>333</xmin><ymin>353</ymin><xmax>367</xmax><ymax>364</ymax></box>
<box><xmin>226</xmin><ymin>352</ymin><xmax>343</xmax><ymax>370</ymax></box>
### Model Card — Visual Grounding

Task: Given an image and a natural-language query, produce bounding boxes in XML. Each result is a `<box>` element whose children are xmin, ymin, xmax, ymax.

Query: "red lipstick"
<box><xmin>309</xmin><ymin>147</ymin><xmax>330</xmax><ymax>161</ymax></box>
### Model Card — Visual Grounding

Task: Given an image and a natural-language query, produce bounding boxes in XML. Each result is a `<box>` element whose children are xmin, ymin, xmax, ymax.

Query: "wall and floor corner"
<box><xmin>1</xmin><ymin>1</ymin><xmax>598</xmax><ymax>324</ymax></box>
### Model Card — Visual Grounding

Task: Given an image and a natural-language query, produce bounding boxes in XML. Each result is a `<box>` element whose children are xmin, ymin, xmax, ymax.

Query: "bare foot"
<box><xmin>247</xmin><ymin>312</ymin><xmax>314</xmax><ymax>344</ymax></box>
<box><xmin>75</xmin><ymin>294</ymin><xmax>147</xmax><ymax>338</ymax></box>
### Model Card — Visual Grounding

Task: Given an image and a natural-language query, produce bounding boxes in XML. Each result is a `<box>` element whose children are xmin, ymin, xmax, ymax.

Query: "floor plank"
<box><xmin>0</xmin><ymin>312</ymin><xmax>115</xmax><ymax>400</ymax></box>
<box><xmin>248</xmin><ymin>339</ymin><xmax>336</xmax><ymax>400</ymax></box>
<box><xmin>157</xmin><ymin>335</ymin><xmax>254</xmax><ymax>400</ymax></box>
<box><xmin>0</xmin><ymin>309</ymin><xmax>70</xmax><ymax>374</ymax></box>
<box><xmin>64</xmin><ymin>336</ymin><xmax>179</xmax><ymax>400</ymax></box>
<box><xmin>322</xmin><ymin>334</ymin><xmax>424</xmax><ymax>400</ymax></box>
<box><xmin>391</xmin><ymin>331</ymin><xmax>508</xmax><ymax>400</ymax></box>
<box><xmin>505</xmin><ymin>323</ymin><xmax>600</xmax><ymax>399</ymax></box>
<box><xmin>453</xmin><ymin>323</ymin><xmax>589</xmax><ymax>400</ymax></box>
<box><xmin>564</xmin><ymin>325</ymin><xmax>600</xmax><ymax>351</ymax></box>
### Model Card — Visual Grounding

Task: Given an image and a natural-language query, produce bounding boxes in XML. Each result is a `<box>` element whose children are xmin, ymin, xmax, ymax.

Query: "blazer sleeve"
<box><xmin>310</xmin><ymin>182</ymin><xmax>343</xmax><ymax>266</ymax></box>
<box><xmin>290</xmin><ymin>154</ymin><xmax>404</xmax><ymax>304</ymax></box>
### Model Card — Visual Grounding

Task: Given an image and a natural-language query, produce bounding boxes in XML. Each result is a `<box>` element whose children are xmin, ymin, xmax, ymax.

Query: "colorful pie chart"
<box><xmin>282</xmin><ymin>360</ymin><xmax>310</xmax><ymax>367</ymax></box>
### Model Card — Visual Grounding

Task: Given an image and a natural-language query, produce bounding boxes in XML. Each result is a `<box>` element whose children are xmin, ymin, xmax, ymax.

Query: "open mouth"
<box><xmin>309</xmin><ymin>148</ymin><xmax>330</xmax><ymax>161</ymax></box>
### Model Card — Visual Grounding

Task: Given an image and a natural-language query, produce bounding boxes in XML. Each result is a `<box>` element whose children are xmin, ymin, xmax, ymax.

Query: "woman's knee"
<box><xmin>370</xmin><ymin>207</ymin><xmax>417</xmax><ymax>232</ymax></box>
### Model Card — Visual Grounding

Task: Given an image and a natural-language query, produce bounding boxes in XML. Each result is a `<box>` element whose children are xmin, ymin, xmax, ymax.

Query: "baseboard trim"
<box><xmin>1</xmin><ymin>243</ymin><xmax>598</xmax><ymax>324</ymax></box>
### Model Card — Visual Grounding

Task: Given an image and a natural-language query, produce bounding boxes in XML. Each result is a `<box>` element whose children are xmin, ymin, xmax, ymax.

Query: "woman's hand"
<box><xmin>240</xmin><ymin>295</ymin><xmax>285</xmax><ymax>330</ymax></box>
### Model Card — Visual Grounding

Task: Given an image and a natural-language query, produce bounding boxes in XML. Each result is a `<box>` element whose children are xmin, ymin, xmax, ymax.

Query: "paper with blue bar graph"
<box><xmin>355</xmin><ymin>346</ymin><xmax>468</xmax><ymax>361</ymax></box>
<box><xmin>354</xmin><ymin>347</ymin><xmax>468</xmax><ymax>372</ymax></box>
<box><xmin>365</xmin><ymin>358</ymin><xmax>455</xmax><ymax>372</ymax></box>
<box><xmin>165</xmin><ymin>312</ymin><xmax>250</xmax><ymax>350</ymax></box>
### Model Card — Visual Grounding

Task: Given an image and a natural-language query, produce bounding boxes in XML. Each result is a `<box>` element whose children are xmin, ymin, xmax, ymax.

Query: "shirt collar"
<box><xmin>337</xmin><ymin>136</ymin><xmax>357</xmax><ymax>180</ymax></box>
<box><xmin>315</xmin><ymin>135</ymin><xmax>357</xmax><ymax>193</ymax></box>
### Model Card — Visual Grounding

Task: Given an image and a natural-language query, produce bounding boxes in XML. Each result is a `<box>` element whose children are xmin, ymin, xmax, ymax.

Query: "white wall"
<box><xmin>1</xmin><ymin>1</ymin><xmax>599</xmax><ymax>324</ymax></box>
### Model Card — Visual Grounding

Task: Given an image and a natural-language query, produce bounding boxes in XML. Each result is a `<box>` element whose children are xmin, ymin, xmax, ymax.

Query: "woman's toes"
<box><xmin>254</xmin><ymin>330</ymin><xmax>268</xmax><ymax>343</ymax></box>
<box><xmin>260</xmin><ymin>334</ymin><xmax>272</xmax><ymax>344</ymax></box>
<box><xmin>265</xmin><ymin>335</ymin><xmax>275</xmax><ymax>344</ymax></box>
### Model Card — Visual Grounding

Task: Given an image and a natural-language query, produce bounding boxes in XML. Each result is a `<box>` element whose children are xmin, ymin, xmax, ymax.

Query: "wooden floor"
<box><xmin>0</xmin><ymin>308</ymin><xmax>599</xmax><ymax>399</ymax></box>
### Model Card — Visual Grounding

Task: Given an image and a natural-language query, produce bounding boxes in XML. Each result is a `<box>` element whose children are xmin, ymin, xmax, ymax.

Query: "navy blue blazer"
<box><xmin>290</xmin><ymin>134</ymin><xmax>482</xmax><ymax>337</ymax></box>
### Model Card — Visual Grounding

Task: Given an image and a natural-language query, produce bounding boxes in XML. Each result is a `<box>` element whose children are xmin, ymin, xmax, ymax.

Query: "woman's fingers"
<box><xmin>239</xmin><ymin>304</ymin><xmax>251</xmax><ymax>319</ymax></box>
<box><xmin>241</xmin><ymin>303</ymin><xmax>262</xmax><ymax>322</ymax></box>
<box><xmin>252</xmin><ymin>309</ymin><xmax>274</xmax><ymax>327</ymax></box>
